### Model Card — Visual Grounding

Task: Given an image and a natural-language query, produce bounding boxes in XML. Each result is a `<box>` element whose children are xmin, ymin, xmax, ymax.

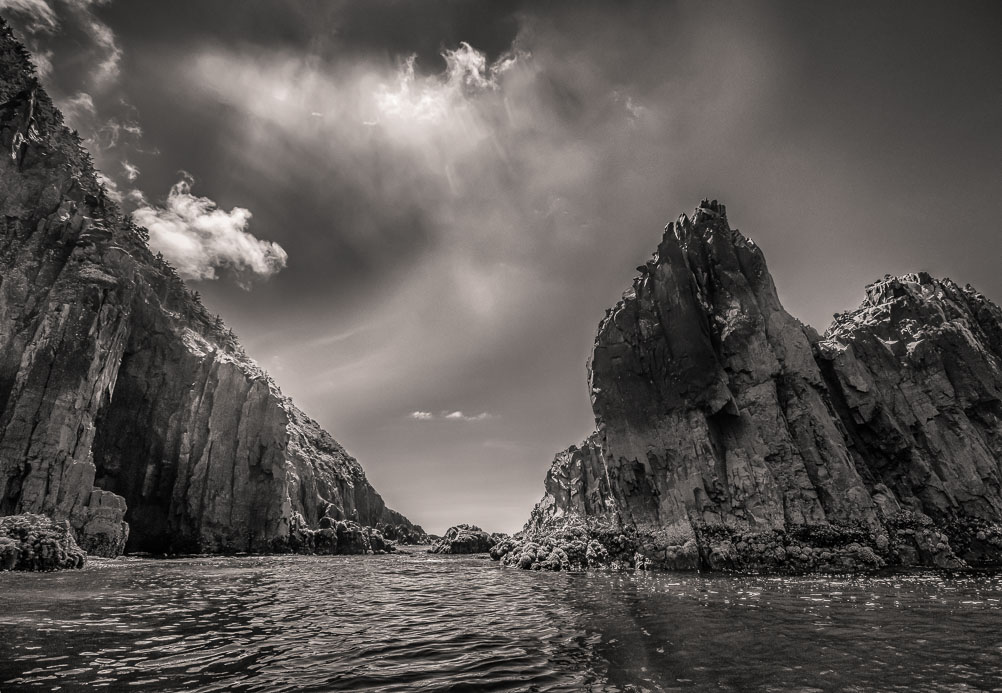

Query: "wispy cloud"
<box><xmin>409</xmin><ymin>411</ymin><xmax>434</xmax><ymax>420</ymax></box>
<box><xmin>371</xmin><ymin>42</ymin><xmax>518</xmax><ymax>124</ymax></box>
<box><xmin>132</xmin><ymin>174</ymin><xmax>287</xmax><ymax>285</ymax></box>
<box><xmin>1</xmin><ymin>0</ymin><xmax>120</xmax><ymax>88</ymax></box>
<box><xmin>122</xmin><ymin>160</ymin><xmax>140</xmax><ymax>181</ymax></box>
<box><xmin>0</xmin><ymin>0</ymin><xmax>57</xmax><ymax>34</ymax></box>
<box><xmin>58</xmin><ymin>91</ymin><xmax>95</xmax><ymax>124</ymax></box>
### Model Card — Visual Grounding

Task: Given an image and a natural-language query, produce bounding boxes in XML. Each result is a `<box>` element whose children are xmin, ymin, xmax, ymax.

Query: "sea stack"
<box><xmin>508</xmin><ymin>200</ymin><xmax>1002</xmax><ymax>572</ymax></box>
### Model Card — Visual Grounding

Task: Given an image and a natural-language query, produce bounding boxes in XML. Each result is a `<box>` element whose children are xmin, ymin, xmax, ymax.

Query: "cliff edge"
<box><xmin>0</xmin><ymin>23</ymin><xmax>420</xmax><ymax>556</ymax></box>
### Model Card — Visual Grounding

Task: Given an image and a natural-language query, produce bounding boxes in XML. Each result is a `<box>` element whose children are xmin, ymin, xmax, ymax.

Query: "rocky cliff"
<box><xmin>518</xmin><ymin>199</ymin><xmax>1002</xmax><ymax>571</ymax></box>
<box><xmin>0</xmin><ymin>24</ymin><xmax>420</xmax><ymax>556</ymax></box>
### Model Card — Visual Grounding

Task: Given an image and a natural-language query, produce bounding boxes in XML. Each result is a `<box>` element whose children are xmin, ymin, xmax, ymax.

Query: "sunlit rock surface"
<box><xmin>514</xmin><ymin>200</ymin><xmax>1002</xmax><ymax>572</ymax></box>
<box><xmin>429</xmin><ymin>524</ymin><xmax>500</xmax><ymax>554</ymax></box>
<box><xmin>0</xmin><ymin>513</ymin><xmax>86</xmax><ymax>571</ymax></box>
<box><xmin>0</xmin><ymin>24</ymin><xmax>418</xmax><ymax>556</ymax></box>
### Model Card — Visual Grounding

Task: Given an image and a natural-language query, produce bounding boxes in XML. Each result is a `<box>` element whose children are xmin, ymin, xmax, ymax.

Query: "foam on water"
<box><xmin>1</xmin><ymin>551</ymin><xmax>1001</xmax><ymax>692</ymax></box>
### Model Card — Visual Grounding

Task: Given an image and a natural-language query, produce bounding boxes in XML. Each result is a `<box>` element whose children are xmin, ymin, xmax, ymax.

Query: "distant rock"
<box><xmin>0</xmin><ymin>23</ymin><xmax>420</xmax><ymax>555</ymax></box>
<box><xmin>288</xmin><ymin>514</ymin><xmax>395</xmax><ymax>555</ymax></box>
<box><xmin>514</xmin><ymin>200</ymin><xmax>1002</xmax><ymax>572</ymax></box>
<box><xmin>377</xmin><ymin>522</ymin><xmax>431</xmax><ymax>545</ymax></box>
<box><xmin>429</xmin><ymin>524</ymin><xmax>500</xmax><ymax>554</ymax></box>
<box><xmin>0</xmin><ymin>514</ymin><xmax>86</xmax><ymax>571</ymax></box>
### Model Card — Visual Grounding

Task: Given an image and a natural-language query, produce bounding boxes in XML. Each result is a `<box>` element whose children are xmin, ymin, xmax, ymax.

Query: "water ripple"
<box><xmin>1</xmin><ymin>553</ymin><xmax>1001</xmax><ymax>691</ymax></box>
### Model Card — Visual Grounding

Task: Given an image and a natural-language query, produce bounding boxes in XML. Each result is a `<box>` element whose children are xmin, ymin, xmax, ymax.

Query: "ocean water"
<box><xmin>1</xmin><ymin>550</ymin><xmax>1000</xmax><ymax>692</ymax></box>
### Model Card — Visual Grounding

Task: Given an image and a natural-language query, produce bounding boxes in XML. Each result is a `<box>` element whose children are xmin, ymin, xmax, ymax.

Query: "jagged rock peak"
<box><xmin>523</xmin><ymin>200</ymin><xmax>1002</xmax><ymax>573</ymax></box>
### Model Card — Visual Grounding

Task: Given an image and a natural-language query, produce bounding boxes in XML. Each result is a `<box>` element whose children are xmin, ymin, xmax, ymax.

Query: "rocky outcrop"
<box><xmin>429</xmin><ymin>524</ymin><xmax>500</xmax><ymax>554</ymax></box>
<box><xmin>0</xmin><ymin>513</ymin><xmax>86</xmax><ymax>570</ymax></box>
<box><xmin>517</xmin><ymin>199</ymin><xmax>1002</xmax><ymax>572</ymax></box>
<box><xmin>287</xmin><ymin>515</ymin><xmax>395</xmax><ymax>555</ymax></box>
<box><xmin>0</xmin><ymin>24</ymin><xmax>418</xmax><ymax>556</ymax></box>
<box><xmin>377</xmin><ymin>522</ymin><xmax>431</xmax><ymax>545</ymax></box>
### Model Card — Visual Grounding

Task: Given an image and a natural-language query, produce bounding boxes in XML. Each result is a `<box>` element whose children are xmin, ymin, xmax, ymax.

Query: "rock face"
<box><xmin>0</xmin><ymin>24</ymin><xmax>418</xmax><ymax>556</ymax></box>
<box><xmin>518</xmin><ymin>199</ymin><xmax>1002</xmax><ymax>571</ymax></box>
<box><xmin>0</xmin><ymin>513</ymin><xmax>86</xmax><ymax>571</ymax></box>
<box><xmin>429</xmin><ymin>524</ymin><xmax>499</xmax><ymax>554</ymax></box>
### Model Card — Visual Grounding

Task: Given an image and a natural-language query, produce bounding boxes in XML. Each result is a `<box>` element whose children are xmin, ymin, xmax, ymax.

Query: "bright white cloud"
<box><xmin>132</xmin><ymin>175</ymin><xmax>288</xmax><ymax>284</ymax></box>
<box><xmin>445</xmin><ymin>411</ymin><xmax>493</xmax><ymax>421</ymax></box>
<box><xmin>372</xmin><ymin>42</ymin><xmax>518</xmax><ymax>124</ymax></box>
<box><xmin>410</xmin><ymin>411</ymin><xmax>434</xmax><ymax>420</ymax></box>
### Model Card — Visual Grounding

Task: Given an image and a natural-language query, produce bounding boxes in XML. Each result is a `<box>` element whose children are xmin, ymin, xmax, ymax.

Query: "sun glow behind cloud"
<box><xmin>371</xmin><ymin>42</ymin><xmax>517</xmax><ymax>125</ymax></box>
<box><xmin>168</xmin><ymin>19</ymin><xmax>779</xmax><ymax>531</ymax></box>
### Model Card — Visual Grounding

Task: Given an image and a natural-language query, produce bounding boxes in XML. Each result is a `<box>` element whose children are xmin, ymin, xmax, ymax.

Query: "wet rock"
<box><xmin>377</xmin><ymin>523</ymin><xmax>431</xmax><ymax>545</ymax></box>
<box><xmin>0</xmin><ymin>513</ymin><xmax>86</xmax><ymax>571</ymax></box>
<box><xmin>282</xmin><ymin>513</ymin><xmax>394</xmax><ymax>556</ymax></box>
<box><xmin>429</xmin><ymin>524</ymin><xmax>499</xmax><ymax>554</ymax></box>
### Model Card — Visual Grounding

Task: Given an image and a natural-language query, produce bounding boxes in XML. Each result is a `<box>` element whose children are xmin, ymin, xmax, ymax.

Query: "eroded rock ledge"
<box><xmin>0</xmin><ymin>23</ymin><xmax>420</xmax><ymax>559</ymax></box>
<box><xmin>508</xmin><ymin>200</ymin><xmax>1002</xmax><ymax>573</ymax></box>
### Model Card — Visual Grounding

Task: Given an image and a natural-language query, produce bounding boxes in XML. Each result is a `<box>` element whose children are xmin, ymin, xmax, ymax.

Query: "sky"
<box><xmin>3</xmin><ymin>0</ymin><xmax>1001</xmax><ymax>534</ymax></box>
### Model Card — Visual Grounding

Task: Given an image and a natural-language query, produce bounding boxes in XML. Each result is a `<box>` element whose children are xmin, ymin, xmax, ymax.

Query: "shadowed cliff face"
<box><xmin>529</xmin><ymin>200</ymin><xmax>1002</xmax><ymax>569</ymax></box>
<box><xmin>0</xmin><ymin>25</ymin><xmax>417</xmax><ymax>555</ymax></box>
<box><xmin>817</xmin><ymin>273</ymin><xmax>1002</xmax><ymax>522</ymax></box>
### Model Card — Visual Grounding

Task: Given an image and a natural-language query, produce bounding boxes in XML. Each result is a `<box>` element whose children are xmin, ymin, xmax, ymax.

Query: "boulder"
<box><xmin>429</xmin><ymin>524</ymin><xmax>499</xmax><ymax>554</ymax></box>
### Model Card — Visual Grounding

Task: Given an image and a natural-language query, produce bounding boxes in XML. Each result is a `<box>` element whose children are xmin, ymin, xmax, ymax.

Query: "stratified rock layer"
<box><xmin>0</xmin><ymin>24</ymin><xmax>417</xmax><ymax>555</ymax></box>
<box><xmin>519</xmin><ymin>200</ymin><xmax>1002</xmax><ymax>571</ymax></box>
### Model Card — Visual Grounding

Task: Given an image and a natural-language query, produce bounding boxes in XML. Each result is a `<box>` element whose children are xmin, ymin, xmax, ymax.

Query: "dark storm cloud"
<box><xmin>4</xmin><ymin>1</ymin><xmax>1001</xmax><ymax>533</ymax></box>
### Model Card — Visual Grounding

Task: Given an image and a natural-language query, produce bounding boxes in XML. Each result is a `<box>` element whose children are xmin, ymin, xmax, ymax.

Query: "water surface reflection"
<box><xmin>2</xmin><ymin>552</ymin><xmax>1000</xmax><ymax>691</ymax></box>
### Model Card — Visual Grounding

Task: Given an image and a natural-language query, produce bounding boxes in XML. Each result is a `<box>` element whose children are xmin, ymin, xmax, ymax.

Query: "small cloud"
<box><xmin>444</xmin><ymin>410</ymin><xmax>494</xmax><ymax>421</ymax></box>
<box><xmin>612</xmin><ymin>90</ymin><xmax>646</xmax><ymax>123</ymax></box>
<box><xmin>132</xmin><ymin>173</ymin><xmax>288</xmax><ymax>285</ymax></box>
<box><xmin>122</xmin><ymin>161</ymin><xmax>140</xmax><ymax>181</ymax></box>
<box><xmin>409</xmin><ymin>410</ymin><xmax>494</xmax><ymax>421</ymax></box>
